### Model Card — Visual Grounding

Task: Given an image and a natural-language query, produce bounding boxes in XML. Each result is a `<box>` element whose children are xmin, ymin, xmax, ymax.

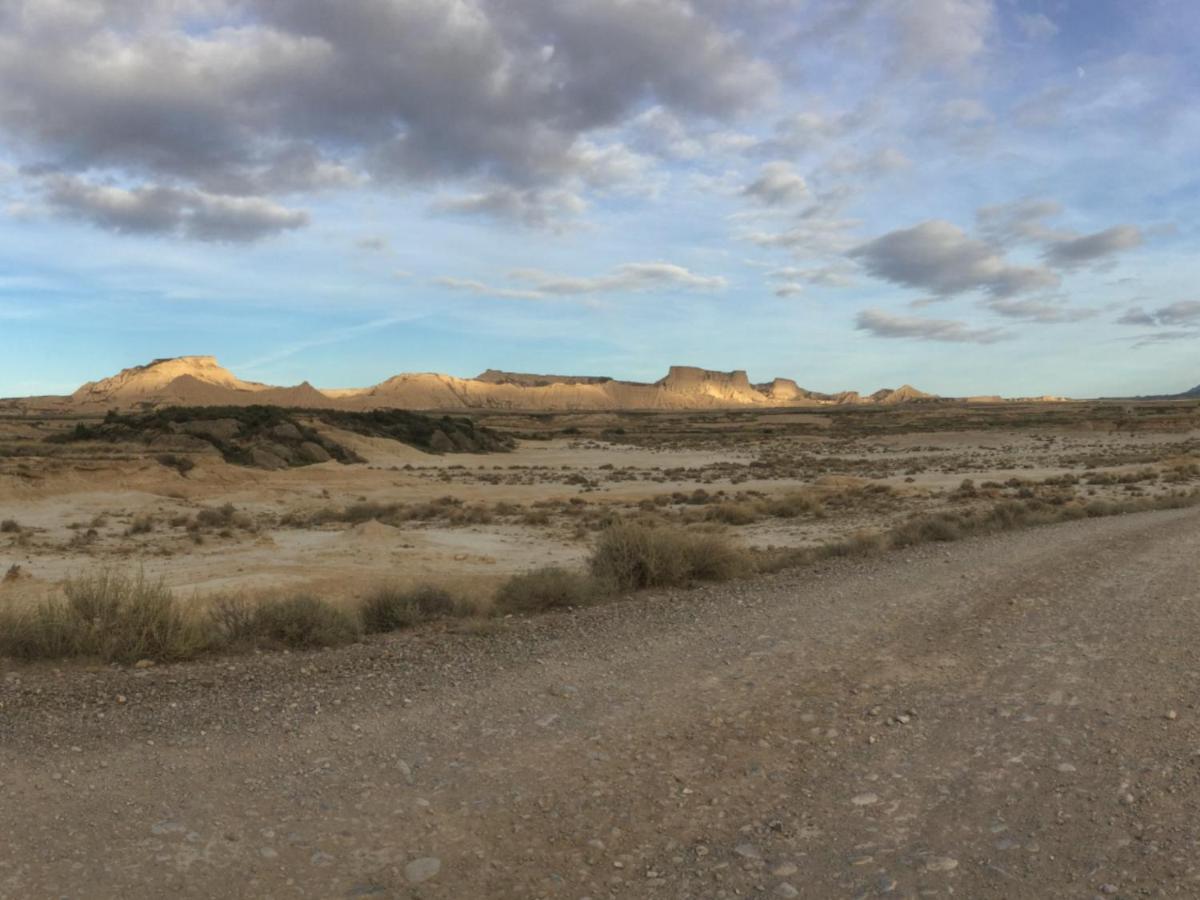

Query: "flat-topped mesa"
<box><xmin>72</xmin><ymin>355</ymin><xmax>269</xmax><ymax>403</ymax></box>
<box><xmin>476</xmin><ymin>369</ymin><xmax>614</xmax><ymax>387</ymax></box>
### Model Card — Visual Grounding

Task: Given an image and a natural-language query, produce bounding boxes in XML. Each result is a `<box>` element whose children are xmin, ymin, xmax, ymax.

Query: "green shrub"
<box><xmin>494</xmin><ymin>567</ymin><xmax>601</xmax><ymax>614</ymax></box>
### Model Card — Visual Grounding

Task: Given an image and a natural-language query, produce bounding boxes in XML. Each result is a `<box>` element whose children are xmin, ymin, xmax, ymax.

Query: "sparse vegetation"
<box><xmin>494</xmin><ymin>567</ymin><xmax>600</xmax><ymax>614</ymax></box>
<box><xmin>589</xmin><ymin>522</ymin><xmax>749</xmax><ymax>591</ymax></box>
<box><xmin>0</xmin><ymin>572</ymin><xmax>206</xmax><ymax>663</ymax></box>
<box><xmin>361</xmin><ymin>585</ymin><xmax>461</xmax><ymax>633</ymax></box>
<box><xmin>245</xmin><ymin>595</ymin><xmax>361</xmax><ymax>649</ymax></box>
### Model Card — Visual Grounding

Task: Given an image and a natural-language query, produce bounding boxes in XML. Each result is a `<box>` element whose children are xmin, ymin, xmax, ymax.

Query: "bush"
<box><xmin>0</xmin><ymin>572</ymin><xmax>205</xmax><ymax>663</ymax></box>
<box><xmin>0</xmin><ymin>519</ymin><xmax>19</xmax><ymax>533</ymax></box>
<box><xmin>589</xmin><ymin>522</ymin><xmax>748</xmax><ymax>591</ymax></box>
<box><xmin>494</xmin><ymin>567</ymin><xmax>601</xmax><ymax>614</ymax></box>
<box><xmin>250</xmin><ymin>595</ymin><xmax>361</xmax><ymax>648</ymax></box>
<box><xmin>361</xmin><ymin>585</ymin><xmax>459</xmax><ymax>633</ymax></box>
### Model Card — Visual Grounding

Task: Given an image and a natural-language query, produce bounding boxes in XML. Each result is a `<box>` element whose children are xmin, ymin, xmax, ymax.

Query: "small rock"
<box><xmin>926</xmin><ymin>856</ymin><xmax>958</xmax><ymax>872</ymax></box>
<box><xmin>775</xmin><ymin>883</ymin><xmax>799</xmax><ymax>898</ymax></box>
<box><xmin>851</xmin><ymin>792</ymin><xmax>879</xmax><ymax>806</ymax></box>
<box><xmin>734</xmin><ymin>843</ymin><xmax>762</xmax><ymax>859</ymax></box>
<box><xmin>1098</xmin><ymin>884</ymin><xmax>1118</xmax><ymax>895</ymax></box>
<box><xmin>772</xmin><ymin>863</ymin><xmax>799</xmax><ymax>877</ymax></box>
<box><xmin>1166</xmin><ymin>710</ymin><xmax>1178</xmax><ymax>721</ymax></box>
<box><xmin>133</xmin><ymin>659</ymin><xmax>155</xmax><ymax>669</ymax></box>
<box><xmin>405</xmin><ymin>857</ymin><xmax>441</xmax><ymax>884</ymax></box>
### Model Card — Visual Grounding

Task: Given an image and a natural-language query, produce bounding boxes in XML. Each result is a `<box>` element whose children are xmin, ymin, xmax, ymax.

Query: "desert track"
<box><xmin>3</xmin><ymin>508</ymin><xmax>1200</xmax><ymax>898</ymax></box>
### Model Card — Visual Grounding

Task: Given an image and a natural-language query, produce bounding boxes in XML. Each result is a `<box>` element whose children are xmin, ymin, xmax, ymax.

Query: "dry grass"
<box><xmin>361</xmin><ymin>585</ymin><xmax>462</xmax><ymax>633</ymax></box>
<box><xmin>589</xmin><ymin>521</ymin><xmax>750</xmax><ymax>591</ymax></box>
<box><xmin>0</xmin><ymin>572</ymin><xmax>207</xmax><ymax>663</ymax></box>
<box><xmin>494</xmin><ymin>567</ymin><xmax>600</xmax><ymax>614</ymax></box>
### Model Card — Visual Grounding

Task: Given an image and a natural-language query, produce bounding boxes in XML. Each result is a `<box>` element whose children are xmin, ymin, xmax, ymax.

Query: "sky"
<box><xmin>1</xmin><ymin>0</ymin><xmax>1198</xmax><ymax>398</ymax></box>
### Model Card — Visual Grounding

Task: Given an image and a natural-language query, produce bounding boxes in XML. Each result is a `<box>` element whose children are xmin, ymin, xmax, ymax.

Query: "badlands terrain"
<box><xmin>2</xmin><ymin>356</ymin><xmax>1200</xmax><ymax>897</ymax></box>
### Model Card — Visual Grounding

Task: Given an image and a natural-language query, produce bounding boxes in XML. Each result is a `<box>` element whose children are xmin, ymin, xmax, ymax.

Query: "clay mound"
<box><xmin>341</xmin><ymin>520</ymin><xmax>401</xmax><ymax>541</ymax></box>
<box><xmin>72</xmin><ymin>356</ymin><xmax>268</xmax><ymax>403</ymax></box>
<box><xmin>871</xmin><ymin>384</ymin><xmax>936</xmax><ymax>404</ymax></box>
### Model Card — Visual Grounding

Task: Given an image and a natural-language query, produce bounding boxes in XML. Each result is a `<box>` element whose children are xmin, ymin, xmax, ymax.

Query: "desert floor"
<box><xmin>3</xmin><ymin>507</ymin><xmax>1200</xmax><ymax>897</ymax></box>
<box><xmin>2</xmin><ymin>401</ymin><xmax>1198</xmax><ymax>609</ymax></box>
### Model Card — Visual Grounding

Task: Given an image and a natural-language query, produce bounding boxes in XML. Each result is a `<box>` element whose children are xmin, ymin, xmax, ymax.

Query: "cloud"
<box><xmin>438</xmin><ymin>261</ymin><xmax>728</xmax><ymax>300</ymax></box>
<box><xmin>0</xmin><ymin>0</ymin><xmax>775</xmax><ymax>236</ymax></box>
<box><xmin>1118</xmin><ymin>301</ymin><xmax>1200</xmax><ymax>327</ymax></box>
<box><xmin>742</xmin><ymin>161</ymin><xmax>809</xmax><ymax>206</ymax></box>
<box><xmin>767</xmin><ymin>265</ymin><xmax>854</xmax><ymax>288</ymax></box>
<box><xmin>855</xmin><ymin>308</ymin><xmax>1010</xmax><ymax>343</ymax></box>
<box><xmin>976</xmin><ymin>198</ymin><xmax>1066</xmax><ymax>246</ymax></box>
<box><xmin>985</xmin><ymin>297</ymin><xmax>1096</xmax><ymax>323</ymax></box>
<box><xmin>1042</xmin><ymin>225</ymin><xmax>1143</xmax><ymax>269</ymax></box>
<box><xmin>42</xmin><ymin>175</ymin><xmax>308</xmax><ymax>241</ymax></box>
<box><xmin>850</xmin><ymin>220</ymin><xmax>1059</xmax><ymax>298</ymax></box>
<box><xmin>510</xmin><ymin>262</ymin><xmax>728</xmax><ymax>294</ymax></box>
<box><xmin>355</xmin><ymin>235</ymin><xmax>390</xmax><ymax>252</ymax></box>
<box><xmin>433</xmin><ymin>277</ymin><xmax>546</xmax><ymax>301</ymax></box>
<box><xmin>890</xmin><ymin>0</ymin><xmax>993</xmax><ymax>73</ymax></box>
<box><xmin>1016</xmin><ymin>13</ymin><xmax>1059</xmax><ymax>41</ymax></box>
<box><xmin>430</xmin><ymin>186</ymin><xmax>587</xmax><ymax>230</ymax></box>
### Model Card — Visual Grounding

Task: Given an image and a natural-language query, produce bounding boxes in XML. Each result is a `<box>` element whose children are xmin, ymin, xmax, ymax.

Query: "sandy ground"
<box><xmin>3</xmin><ymin>507</ymin><xmax>1199</xmax><ymax>897</ymax></box>
<box><xmin>3</xmin><ymin>412</ymin><xmax>1199</xmax><ymax>606</ymax></box>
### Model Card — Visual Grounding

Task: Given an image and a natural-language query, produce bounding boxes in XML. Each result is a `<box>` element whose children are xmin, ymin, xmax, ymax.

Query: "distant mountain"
<box><xmin>1178</xmin><ymin>385</ymin><xmax>1200</xmax><ymax>398</ymax></box>
<box><xmin>24</xmin><ymin>356</ymin><xmax>945</xmax><ymax>412</ymax></box>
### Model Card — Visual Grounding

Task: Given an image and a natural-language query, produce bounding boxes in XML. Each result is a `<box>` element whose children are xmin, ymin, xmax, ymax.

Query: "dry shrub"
<box><xmin>0</xmin><ymin>519</ymin><xmax>20</xmax><ymax>533</ymax></box>
<box><xmin>249</xmin><ymin>595</ymin><xmax>361</xmax><ymax>648</ymax></box>
<box><xmin>0</xmin><ymin>572</ymin><xmax>205</xmax><ymax>663</ymax></box>
<box><xmin>709</xmin><ymin>502</ymin><xmax>760</xmax><ymax>526</ymax></box>
<box><xmin>361</xmin><ymin>585</ymin><xmax>460</xmax><ymax>633</ymax></box>
<box><xmin>589</xmin><ymin>522</ymin><xmax>749</xmax><ymax>591</ymax></box>
<box><xmin>494</xmin><ymin>567</ymin><xmax>601</xmax><ymax>614</ymax></box>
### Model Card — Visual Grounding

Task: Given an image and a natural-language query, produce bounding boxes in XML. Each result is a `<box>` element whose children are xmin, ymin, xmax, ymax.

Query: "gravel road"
<box><xmin>3</xmin><ymin>508</ymin><xmax>1199</xmax><ymax>899</ymax></box>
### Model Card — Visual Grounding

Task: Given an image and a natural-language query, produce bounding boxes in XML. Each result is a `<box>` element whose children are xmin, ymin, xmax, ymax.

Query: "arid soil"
<box><xmin>3</xmin><ymin>401</ymin><xmax>1198</xmax><ymax>609</ymax></box>
<box><xmin>3</xmin><ymin>508</ymin><xmax>1200</xmax><ymax>898</ymax></box>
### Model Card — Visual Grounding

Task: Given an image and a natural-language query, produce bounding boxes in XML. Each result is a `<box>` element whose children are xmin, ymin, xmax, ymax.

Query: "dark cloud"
<box><xmin>850</xmin><ymin>220</ymin><xmax>1059</xmax><ymax>298</ymax></box>
<box><xmin>0</xmin><ymin>0</ymin><xmax>774</xmax><ymax>239</ymax></box>
<box><xmin>1118</xmin><ymin>301</ymin><xmax>1200</xmax><ymax>327</ymax></box>
<box><xmin>42</xmin><ymin>174</ymin><xmax>308</xmax><ymax>241</ymax></box>
<box><xmin>1043</xmin><ymin>225</ymin><xmax>1143</xmax><ymax>269</ymax></box>
<box><xmin>855</xmin><ymin>308</ymin><xmax>1010</xmax><ymax>343</ymax></box>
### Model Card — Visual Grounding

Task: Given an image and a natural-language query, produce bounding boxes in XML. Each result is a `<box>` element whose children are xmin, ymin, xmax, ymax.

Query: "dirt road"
<box><xmin>3</xmin><ymin>509</ymin><xmax>1200</xmax><ymax>898</ymax></box>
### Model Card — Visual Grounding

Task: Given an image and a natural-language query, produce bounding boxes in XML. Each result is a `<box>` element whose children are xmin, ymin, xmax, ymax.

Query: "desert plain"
<box><xmin>3</xmin><ymin>359</ymin><xmax>1200</xmax><ymax>899</ymax></box>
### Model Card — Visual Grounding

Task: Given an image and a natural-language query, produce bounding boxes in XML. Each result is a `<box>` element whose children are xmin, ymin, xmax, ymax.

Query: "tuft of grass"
<box><xmin>494</xmin><ymin>566</ymin><xmax>601</xmax><ymax>614</ymax></box>
<box><xmin>248</xmin><ymin>595</ymin><xmax>361</xmax><ymax>649</ymax></box>
<box><xmin>0</xmin><ymin>519</ymin><xmax>20</xmax><ymax>533</ymax></box>
<box><xmin>589</xmin><ymin>522</ymin><xmax>749</xmax><ymax>591</ymax></box>
<box><xmin>361</xmin><ymin>584</ymin><xmax>460</xmax><ymax>633</ymax></box>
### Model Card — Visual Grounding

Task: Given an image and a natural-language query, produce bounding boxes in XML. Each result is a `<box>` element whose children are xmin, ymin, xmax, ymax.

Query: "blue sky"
<box><xmin>1</xmin><ymin>0</ymin><xmax>1197</xmax><ymax>397</ymax></box>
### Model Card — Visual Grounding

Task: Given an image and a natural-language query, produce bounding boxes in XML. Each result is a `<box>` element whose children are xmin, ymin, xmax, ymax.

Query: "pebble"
<box><xmin>851</xmin><ymin>792</ymin><xmax>879</xmax><ymax>806</ymax></box>
<box><xmin>405</xmin><ymin>857</ymin><xmax>441</xmax><ymax>884</ymax></box>
<box><xmin>734</xmin><ymin>843</ymin><xmax>762</xmax><ymax>859</ymax></box>
<box><xmin>926</xmin><ymin>857</ymin><xmax>958</xmax><ymax>872</ymax></box>
<box><xmin>775</xmin><ymin>883</ymin><xmax>799</xmax><ymax>898</ymax></box>
<box><xmin>772</xmin><ymin>863</ymin><xmax>799</xmax><ymax>877</ymax></box>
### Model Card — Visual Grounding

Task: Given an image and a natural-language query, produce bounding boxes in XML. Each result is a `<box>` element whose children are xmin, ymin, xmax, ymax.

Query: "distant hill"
<box><xmin>19</xmin><ymin>355</ymin><xmax>946</xmax><ymax>412</ymax></box>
